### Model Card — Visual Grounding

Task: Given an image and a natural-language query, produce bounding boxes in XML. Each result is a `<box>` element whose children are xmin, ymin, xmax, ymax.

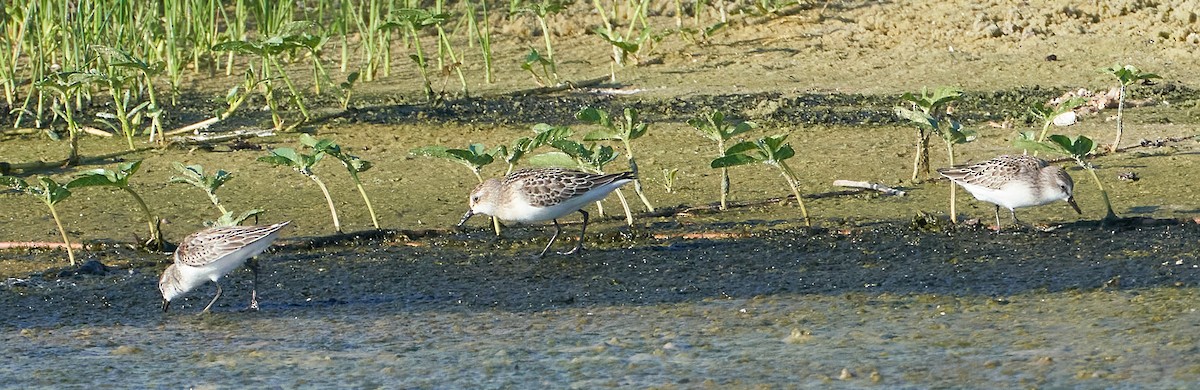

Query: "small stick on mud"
<box><xmin>0</xmin><ymin>242</ymin><xmax>86</xmax><ymax>250</ymax></box>
<box><xmin>171</xmin><ymin>129</ymin><xmax>275</xmax><ymax>145</ymax></box>
<box><xmin>833</xmin><ymin>180</ymin><xmax>907</xmax><ymax>196</ymax></box>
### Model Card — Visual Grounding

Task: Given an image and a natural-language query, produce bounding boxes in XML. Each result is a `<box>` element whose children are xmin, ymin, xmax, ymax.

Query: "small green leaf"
<box><xmin>723</xmin><ymin>140</ymin><xmax>759</xmax><ymax>156</ymax></box>
<box><xmin>711</xmin><ymin>154</ymin><xmax>758</xmax><ymax>168</ymax></box>
<box><xmin>527</xmin><ymin>151</ymin><xmax>578</xmax><ymax>167</ymax></box>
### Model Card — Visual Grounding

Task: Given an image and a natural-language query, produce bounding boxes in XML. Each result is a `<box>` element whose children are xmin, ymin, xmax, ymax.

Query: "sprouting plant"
<box><xmin>410</xmin><ymin>143</ymin><xmax>502</xmax><ymax>234</ymax></box>
<box><xmin>67</xmin><ymin>160</ymin><xmax>162</xmax><ymax>250</ymax></box>
<box><xmin>660</xmin><ymin>168</ymin><xmax>678</xmax><ymax>193</ymax></box>
<box><xmin>410</xmin><ymin>143</ymin><xmax>497</xmax><ymax>183</ymax></box>
<box><xmin>466</xmin><ymin>0</ymin><xmax>495</xmax><ymax>83</ymax></box>
<box><xmin>1014</xmin><ymin>133</ymin><xmax>1118</xmax><ymax>222</ymax></box>
<box><xmin>688</xmin><ymin>110</ymin><xmax>757</xmax><ymax>210</ymax></box>
<box><xmin>259</xmin><ymin>147</ymin><xmax>342</xmax><ymax>232</ymax></box>
<box><xmin>213</xmin><ymin>21</ymin><xmax>319</xmax><ymax>130</ymax></box>
<box><xmin>895</xmin><ymin>87</ymin><xmax>965</xmax><ymax>178</ymax></box>
<box><xmin>494</xmin><ymin>123</ymin><xmax>573</xmax><ymax>174</ymax></box>
<box><xmin>521</xmin><ymin>48</ymin><xmax>554</xmax><ymax>87</ymax></box>
<box><xmin>1102</xmin><ymin>64</ymin><xmax>1160</xmax><ymax>153</ymax></box>
<box><xmin>895</xmin><ymin>86</ymin><xmax>973</xmax><ymax>223</ymax></box>
<box><xmin>170</xmin><ymin>163</ymin><xmax>234</xmax><ymax>216</ymax></box>
<box><xmin>590</xmin><ymin>0</ymin><xmax>651</xmax><ymax>81</ymax></box>
<box><xmin>0</xmin><ymin>176</ymin><xmax>76</xmax><ymax>265</ymax></box>
<box><xmin>712</xmin><ymin>134</ymin><xmax>811</xmax><ymax>226</ymax></box>
<box><xmin>381</xmin><ymin>9</ymin><xmax>449</xmax><ymax>101</ymax></box>
<box><xmin>511</xmin><ymin>0</ymin><xmax>569</xmax><ymax>85</ymax></box>
<box><xmin>1029</xmin><ymin>96</ymin><xmax>1088</xmax><ymax>144</ymax></box>
<box><xmin>301</xmin><ymin>134</ymin><xmax>379</xmax><ymax>229</ymax></box>
<box><xmin>338</xmin><ymin>72</ymin><xmax>359</xmax><ymax>110</ymax></box>
<box><xmin>34</xmin><ymin>71</ymin><xmax>93</xmax><ymax>166</ymax></box>
<box><xmin>91</xmin><ymin>45</ymin><xmax>166</xmax><ymax>146</ymax></box>
<box><xmin>168</xmin><ymin>163</ymin><xmax>264</xmax><ymax>227</ymax></box>
<box><xmin>578</xmin><ymin>107</ymin><xmax>655</xmax><ymax>212</ymax></box>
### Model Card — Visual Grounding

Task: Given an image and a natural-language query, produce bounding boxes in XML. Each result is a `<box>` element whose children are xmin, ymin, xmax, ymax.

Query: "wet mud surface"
<box><xmin>3</xmin><ymin>220</ymin><xmax>1199</xmax><ymax>387</ymax></box>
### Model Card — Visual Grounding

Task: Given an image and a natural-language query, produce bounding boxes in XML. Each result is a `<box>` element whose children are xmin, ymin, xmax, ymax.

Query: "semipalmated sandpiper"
<box><xmin>458</xmin><ymin>168</ymin><xmax>635</xmax><ymax>257</ymax></box>
<box><xmin>938</xmin><ymin>155</ymin><xmax>1081</xmax><ymax>230</ymax></box>
<box><xmin>159</xmin><ymin>221</ymin><xmax>290</xmax><ymax>313</ymax></box>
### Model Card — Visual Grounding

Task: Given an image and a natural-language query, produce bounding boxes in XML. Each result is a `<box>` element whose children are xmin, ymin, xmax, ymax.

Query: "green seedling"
<box><xmin>34</xmin><ymin>71</ymin><xmax>94</xmax><ymax>166</ymax></box>
<box><xmin>381</xmin><ymin>9</ymin><xmax>449</xmax><ymax>101</ymax></box>
<box><xmin>259</xmin><ymin>147</ymin><xmax>341</xmax><ymax>232</ymax></box>
<box><xmin>300</xmin><ymin>134</ymin><xmax>379</xmax><ymax>229</ymax></box>
<box><xmin>660</xmin><ymin>168</ymin><xmax>678</xmax><ymax>193</ymax></box>
<box><xmin>411</xmin><ymin>143</ymin><xmax>502</xmax><ymax>234</ymax></box>
<box><xmin>712</xmin><ymin>134</ymin><xmax>811</xmax><ymax>226</ymax></box>
<box><xmin>688</xmin><ymin>110</ymin><xmax>757</xmax><ymax>210</ymax></box>
<box><xmin>91</xmin><ymin>45</ymin><xmax>166</xmax><ymax>145</ymax></box>
<box><xmin>590</xmin><ymin>0</ymin><xmax>651</xmax><ymax>81</ymax></box>
<box><xmin>466</xmin><ymin>0</ymin><xmax>495</xmax><ymax>83</ymax></box>
<box><xmin>1102</xmin><ymin>64</ymin><xmax>1160</xmax><ymax>153</ymax></box>
<box><xmin>578</xmin><ymin>107</ymin><xmax>655</xmax><ymax>212</ymax></box>
<box><xmin>168</xmin><ymin>162</ymin><xmax>264</xmax><ymax>227</ymax></box>
<box><xmin>67</xmin><ymin>160</ymin><xmax>162</xmax><ymax>250</ymax></box>
<box><xmin>170</xmin><ymin>162</ymin><xmax>234</xmax><ymax>216</ymax></box>
<box><xmin>1014</xmin><ymin>133</ymin><xmax>1118</xmax><ymax>222</ymax></box>
<box><xmin>430</xmin><ymin>0</ymin><xmax>469</xmax><ymax>98</ymax></box>
<box><xmin>494</xmin><ymin>123</ymin><xmax>574</xmax><ymax>174</ymax></box>
<box><xmin>895</xmin><ymin>86</ymin><xmax>973</xmax><ymax>223</ymax></box>
<box><xmin>213</xmin><ymin>21</ymin><xmax>319</xmax><ymax>130</ymax></box>
<box><xmin>338</xmin><ymin>72</ymin><xmax>359</xmax><ymax>109</ymax></box>
<box><xmin>411</xmin><ymin>143</ymin><xmax>496</xmax><ymax>183</ymax></box>
<box><xmin>521</xmin><ymin>48</ymin><xmax>554</xmax><ymax>87</ymax></box>
<box><xmin>0</xmin><ymin>176</ymin><xmax>76</xmax><ymax>265</ymax></box>
<box><xmin>511</xmin><ymin>0</ymin><xmax>568</xmax><ymax>84</ymax></box>
<box><xmin>895</xmin><ymin>86</ymin><xmax>965</xmax><ymax>180</ymax></box>
<box><xmin>1029</xmin><ymin>97</ymin><xmax>1088</xmax><ymax>145</ymax></box>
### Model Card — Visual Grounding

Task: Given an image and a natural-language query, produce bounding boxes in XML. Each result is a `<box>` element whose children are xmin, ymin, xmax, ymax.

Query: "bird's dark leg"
<box><xmin>537</xmin><ymin>219</ymin><xmax>563</xmax><ymax>258</ymax></box>
<box><xmin>561</xmin><ymin>209</ymin><xmax>589</xmax><ymax>255</ymax></box>
<box><xmin>247</xmin><ymin>258</ymin><xmax>260</xmax><ymax>311</ymax></box>
<box><xmin>201</xmin><ymin>282</ymin><xmax>223</xmax><ymax>314</ymax></box>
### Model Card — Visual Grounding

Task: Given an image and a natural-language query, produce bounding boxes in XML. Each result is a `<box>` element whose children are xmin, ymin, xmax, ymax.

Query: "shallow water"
<box><xmin>3</xmin><ymin>220</ymin><xmax>1199</xmax><ymax>388</ymax></box>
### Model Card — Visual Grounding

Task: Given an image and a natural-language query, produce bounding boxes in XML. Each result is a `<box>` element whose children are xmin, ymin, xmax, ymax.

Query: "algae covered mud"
<box><xmin>4</xmin><ymin>0</ymin><xmax>1200</xmax><ymax>387</ymax></box>
<box><xmin>3</xmin><ymin>221</ymin><xmax>1199</xmax><ymax>388</ymax></box>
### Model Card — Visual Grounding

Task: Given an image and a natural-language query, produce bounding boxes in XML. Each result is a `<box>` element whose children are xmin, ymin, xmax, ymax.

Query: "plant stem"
<box><xmin>535</xmin><ymin>14</ymin><xmax>557</xmax><ymax>82</ymax></box>
<box><xmin>47</xmin><ymin>203</ymin><xmax>76</xmax><ymax>265</ymax></box>
<box><xmin>307</xmin><ymin>173</ymin><xmax>342</xmax><ymax>233</ymax></box>
<box><xmin>123</xmin><ymin>187</ymin><xmax>161</xmax><ymax>248</ymax></box>
<box><xmin>349</xmin><ymin>174</ymin><xmax>380</xmax><ymax>229</ymax></box>
<box><xmin>1111</xmin><ymin>84</ymin><xmax>1126</xmax><ymax>153</ymax></box>
<box><xmin>268</xmin><ymin>54</ymin><xmax>310</xmax><ymax>121</ymax></box>
<box><xmin>777</xmin><ymin>161</ymin><xmax>811</xmax><ymax>226</ymax></box>
<box><xmin>719</xmin><ymin>166</ymin><xmax>729</xmax><ymax>211</ymax></box>
<box><xmin>910</xmin><ymin>127</ymin><xmax>924</xmax><ymax>181</ymax></box>
<box><xmin>946</xmin><ymin>142</ymin><xmax>957</xmax><ymax>223</ymax></box>
<box><xmin>1082</xmin><ymin>162</ymin><xmax>1118</xmax><ymax>220</ymax></box>
<box><xmin>621</xmin><ymin>140</ymin><xmax>654</xmax><ymax>212</ymax></box>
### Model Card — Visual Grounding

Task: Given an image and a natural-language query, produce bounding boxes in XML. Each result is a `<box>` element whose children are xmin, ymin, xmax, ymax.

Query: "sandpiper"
<box><xmin>458</xmin><ymin>168</ymin><xmax>635</xmax><ymax>257</ymax></box>
<box><xmin>159</xmin><ymin>221</ymin><xmax>290</xmax><ymax>313</ymax></box>
<box><xmin>938</xmin><ymin>155</ymin><xmax>1082</xmax><ymax>231</ymax></box>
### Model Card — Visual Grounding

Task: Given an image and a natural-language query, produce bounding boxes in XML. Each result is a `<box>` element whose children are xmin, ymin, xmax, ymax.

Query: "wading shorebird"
<box><xmin>458</xmin><ymin>168</ymin><xmax>635</xmax><ymax>257</ymax></box>
<box><xmin>938</xmin><ymin>155</ymin><xmax>1081</xmax><ymax>231</ymax></box>
<box><xmin>159</xmin><ymin>221</ymin><xmax>290</xmax><ymax>313</ymax></box>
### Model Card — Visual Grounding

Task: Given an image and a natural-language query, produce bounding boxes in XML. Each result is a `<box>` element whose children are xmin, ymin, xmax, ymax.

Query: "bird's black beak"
<box><xmin>162</xmin><ymin>299</ymin><xmax>171</xmax><ymax>313</ymax></box>
<box><xmin>1067</xmin><ymin>196</ymin><xmax>1082</xmax><ymax>214</ymax></box>
<box><xmin>457</xmin><ymin>210</ymin><xmax>474</xmax><ymax>229</ymax></box>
